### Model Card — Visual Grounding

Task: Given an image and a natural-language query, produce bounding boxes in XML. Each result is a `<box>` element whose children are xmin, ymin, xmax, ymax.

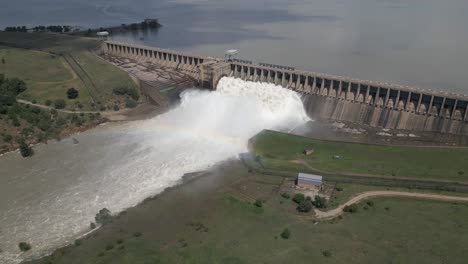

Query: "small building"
<box><xmin>224</xmin><ymin>49</ymin><xmax>238</xmax><ymax>62</ymax></box>
<box><xmin>303</xmin><ymin>147</ymin><xmax>314</xmax><ymax>155</ymax></box>
<box><xmin>296</xmin><ymin>173</ymin><xmax>323</xmax><ymax>191</ymax></box>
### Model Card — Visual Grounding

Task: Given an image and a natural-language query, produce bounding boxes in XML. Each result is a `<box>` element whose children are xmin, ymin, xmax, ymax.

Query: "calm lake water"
<box><xmin>2</xmin><ymin>0</ymin><xmax>468</xmax><ymax>93</ymax></box>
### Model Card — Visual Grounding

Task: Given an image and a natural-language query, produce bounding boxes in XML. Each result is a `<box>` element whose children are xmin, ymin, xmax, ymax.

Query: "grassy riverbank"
<box><xmin>0</xmin><ymin>32</ymin><xmax>142</xmax><ymax>154</ymax></box>
<box><xmin>250</xmin><ymin>130</ymin><xmax>468</xmax><ymax>182</ymax></box>
<box><xmin>0</xmin><ymin>32</ymin><xmax>139</xmax><ymax>111</ymax></box>
<box><xmin>25</xmin><ymin>161</ymin><xmax>468</xmax><ymax>264</ymax></box>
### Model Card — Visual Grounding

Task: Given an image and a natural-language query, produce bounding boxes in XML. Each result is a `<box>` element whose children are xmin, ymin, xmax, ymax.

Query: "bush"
<box><xmin>312</xmin><ymin>195</ymin><xmax>327</xmax><ymax>209</ymax></box>
<box><xmin>67</xmin><ymin>88</ymin><xmax>79</xmax><ymax>99</ymax></box>
<box><xmin>18</xmin><ymin>242</ymin><xmax>31</xmax><ymax>252</ymax></box>
<box><xmin>2</xmin><ymin>134</ymin><xmax>12</xmax><ymax>143</ymax></box>
<box><xmin>133</xmin><ymin>232</ymin><xmax>142</xmax><ymax>237</ymax></box>
<box><xmin>297</xmin><ymin>199</ymin><xmax>313</xmax><ymax>212</ymax></box>
<box><xmin>112</xmin><ymin>87</ymin><xmax>139</xmax><ymax>100</ymax></box>
<box><xmin>90</xmin><ymin>222</ymin><xmax>96</xmax><ymax>229</ymax></box>
<box><xmin>458</xmin><ymin>171</ymin><xmax>464</xmax><ymax>175</ymax></box>
<box><xmin>281</xmin><ymin>193</ymin><xmax>290</xmax><ymax>199</ymax></box>
<box><xmin>292</xmin><ymin>193</ymin><xmax>305</xmax><ymax>204</ymax></box>
<box><xmin>366</xmin><ymin>200</ymin><xmax>374</xmax><ymax>207</ymax></box>
<box><xmin>54</xmin><ymin>99</ymin><xmax>66</xmax><ymax>109</ymax></box>
<box><xmin>74</xmin><ymin>239</ymin><xmax>82</xmax><ymax>246</ymax></box>
<box><xmin>113</xmin><ymin>104</ymin><xmax>120</xmax><ymax>111</ymax></box>
<box><xmin>343</xmin><ymin>204</ymin><xmax>358</xmax><ymax>213</ymax></box>
<box><xmin>254</xmin><ymin>199</ymin><xmax>263</xmax><ymax>208</ymax></box>
<box><xmin>105</xmin><ymin>244</ymin><xmax>114</xmax><ymax>251</ymax></box>
<box><xmin>45</xmin><ymin>99</ymin><xmax>52</xmax><ymax>106</ymax></box>
<box><xmin>322</xmin><ymin>250</ymin><xmax>332</xmax><ymax>257</ymax></box>
<box><xmin>95</xmin><ymin>208</ymin><xmax>112</xmax><ymax>225</ymax></box>
<box><xmin>125</xmin><ymin>98</ymin><xmax>137</xmax><ymax>108</ymax></box>
<box><xmin>19</xmin><ymin>141</ymin><xmax>33</xmax><ymax>157</ymax></box>
<box><xmin>280</xmin><ymin>228</ymin><xmax>290</xmax><ymax>239</ymax></box>
<box><xmin>116</xmin><ymin>239</ymin><xmax>124</xmax><ymax>244</ymax></box>
<box><xmin>335</xmin><ymin>186</ymin><xmax>343</xmax><ymax>191</ymax></box>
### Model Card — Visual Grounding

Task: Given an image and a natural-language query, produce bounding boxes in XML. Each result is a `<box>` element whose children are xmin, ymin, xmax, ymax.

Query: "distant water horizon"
<box><xmin>1</xmin><ymin>0</ymin><xmax>468</xmax><ymax>93</ymax></box>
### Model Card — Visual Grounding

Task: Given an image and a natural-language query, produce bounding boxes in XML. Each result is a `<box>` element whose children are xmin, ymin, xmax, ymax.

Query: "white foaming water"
<box><xmin>0</xmin><ymin>77</ymin><xmax>309</xmax><ymax>263</ymax></box>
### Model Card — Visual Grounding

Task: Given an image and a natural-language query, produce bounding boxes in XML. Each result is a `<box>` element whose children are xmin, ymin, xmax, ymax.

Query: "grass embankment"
<box><xmin>26</xmin><ymin>162</ymin><xmax>468</xmax><ymax>264</ymax></box>
<box><xmin>0</xmin><ymin>32</ymin><xmax>139</xmax><ymax>111</ymax></box>
<box><xmin>251</xmin><ymin>130</ymin><xmax>468</xmax><ymax>182</ymax></box>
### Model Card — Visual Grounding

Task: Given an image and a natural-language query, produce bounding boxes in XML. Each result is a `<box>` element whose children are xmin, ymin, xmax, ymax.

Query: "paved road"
<box><xmin>315</xmin><ymin>191</ymin><xmax>468</xmax><ymax>220</ymax></box>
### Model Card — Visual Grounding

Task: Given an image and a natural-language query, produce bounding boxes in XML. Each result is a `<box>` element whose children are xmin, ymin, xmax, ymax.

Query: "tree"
<box><xmin>254</xmin><ymin>199</ymin><xmax>263</xmax><ymax>208</ymax></box>
<box><xmin>18</xmin><ymin>242</ymin><xmax>31</xmax><ymax>252</ymax></box>
<box><xmin>297</xmin><ymin>199</ymin><xmax>313</xmax><ymax>212</ymax></box>
<box><xmin>322</xmin><ymin>250</ymin><xmax>332</xmax><ymax>257</ymax></box>
<box><xmin>312</xmin><ymin>195</ymin><xmax>327</xmax><ymax>209</ymax></box>
<box><xmin>343</xmin><ymin>204</ymin><xmax>358</xmax><ymax>213</ymax></box>
<box><xmin>280</xmin><ymin>228</ymin><xmax>290</xmax><ymax>239</ymax></box>
<box><xmin>292</xmin><ymin>193</ymin><xmax>305</xmax><ymax>204</ymax></box>
<box><xmin>95</xmin><ymin>208</ymin><xmax>112</xmax><ymax>225</ymax></box>
<box><xmin>125</xmin><ymin>98</ymin><xmax>137</xmax><ymax>108</ymax></box>
<box><xmin>19</xmin><ymin>141</ymin><xmax>34</xmax><ymax>157</ymax></box>
<box><xmin>67</xmin><ymin>88</ymin><xmax>79</xmax><ymax>99</ymax></box>
<box><xmin>54</xmin><ymin>99</ymin><xmax>66</xmax><ymax>109</ymax></box>
<box><xmin>45</xmin><ymin>99</ymin><xmax>52</xmax><ymax>106</ymax></box>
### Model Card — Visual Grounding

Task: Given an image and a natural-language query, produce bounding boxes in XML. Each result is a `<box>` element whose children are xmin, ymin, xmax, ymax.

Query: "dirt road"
<box><xmin>315</xmin><ymin>191</ymin><xmax>468</xmax><ymax>220</ymax></box>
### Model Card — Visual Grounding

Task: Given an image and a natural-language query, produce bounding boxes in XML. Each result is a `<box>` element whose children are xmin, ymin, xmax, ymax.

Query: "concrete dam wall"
<box><xmin>103</xmin><ymin>41</ymin><xmax>468</xmax><ymax>135</ymax></box>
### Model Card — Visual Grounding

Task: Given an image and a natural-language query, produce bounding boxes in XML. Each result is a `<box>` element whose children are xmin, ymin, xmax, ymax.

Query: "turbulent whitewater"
<box><xmin>0</xmin><ymin>77</ymin><xmax>309</xmax><ymax>263</ymax></box>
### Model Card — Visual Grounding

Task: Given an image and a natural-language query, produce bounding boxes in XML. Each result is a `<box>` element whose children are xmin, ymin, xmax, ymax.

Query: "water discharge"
<box><xmin>0</xmin><ymin>77</ymin><xmax>309</xmax><ymax>263</ymax></box>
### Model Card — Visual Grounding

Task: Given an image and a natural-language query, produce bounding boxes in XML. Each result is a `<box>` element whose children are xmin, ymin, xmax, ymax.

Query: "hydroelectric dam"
<box><xmin>102</xmin><ymin>41</ymin><xmax>468</xmax><ymax>136</ymax></box>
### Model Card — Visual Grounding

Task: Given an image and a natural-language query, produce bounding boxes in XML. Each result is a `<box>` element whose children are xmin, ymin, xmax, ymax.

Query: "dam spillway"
<box><xmin>102</xmin><ymin>41</ymin><xmax>468</xmax><ymax>136</ymax></box>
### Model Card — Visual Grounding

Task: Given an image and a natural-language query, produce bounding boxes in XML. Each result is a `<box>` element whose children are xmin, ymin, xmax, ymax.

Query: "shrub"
<box><xmin>458</xmin><ymin>171</ymin><xmax>464</xmax><ymax>175</ymax></box>
<box><xmin>322</xmin><ymin>250</ymin><xmax>332</xmax><ymax>257</ymax></box>
<box><xmin>116</xmin><ymin>239</ymin><xmax>124</xmax><ymax>244</ymax></box>
<box><xmin>74</xmin><ymin>239</ymin><xmax>82</xmax><ymax>246</ymax></box>
<box><xmin>343</xmin><ymin>204</ymin><xmax>358</xmax><ymax>213</ymax></box>
<box><xmin>112</xmin><ymin>87</ymin><xmax>139</xmax><ymax>100</ymax></box>
<box><xmin>281</xmin><ymin>193</ymin><xmax>290</xmax><ymax>199</ymax></box>
<box><xmin>90</xmin><ymin>222</ymin><xmax>97</xmax><ymax>229</ymax></box>
<box><xmin>113</xmin><ymin>104</ymin><xmax>120</xmax><ymax>111</ymax></box>
<box><xmin>105</xmin><ymin>244</ymin><xmax>114</xmax><ymax>251</ymax></box>
<box><xmin>19</xmin><ymin>141</ymin><xmax>33</xmax><ymax>157</ymax></box>
<box><xmin>254</xmin><ymin>199</ymin><xmax>263</xmax><ymax>208</ymax></box>
<box><xmin>133</xmin><ymin>232</ymin><xmax>142</xmax><ymax>237</ymax></box>
<box><xmin>45</xmin><ymin>99</ymin><xmax>52</xmax><ymax>106</ymax></box>
<box><xmin>2</xmin><ymin>134</ymin><xmax>12</xmax><ymax>143</ymax></box>
<box><xmin>32</xmin><ymin>99</ymin><xmax>37</xmax><ymax>104</ymax></box>
<box><xmin>95</xmin><ymin>208</ymin><xmax>112</xmax><ymax>225</ymax></box>
<box><xmin>297</xmin><ymin>199</ymin><xmax>313</xmax><ymax>212</ymax></box>
<box><xmin>67</xmin><ymin>88</ymin><xmax>79</xmax><ymax>99</ymax></box>
<box><xmin>335</xmin><ymin>186</ymin><xmax>343</xmax><ymax>191</ymax></box>
<box><xmin>18</xmin><ymin>242</ymin><xmax>31</xmax><ymax>252</ymax></box>
<box><xmin>292</xmin><ymin>193</ymin><xmax>305</xmax><ymax>204</ymax></box>
<box><xmin>54</xmin><ymin>99</ymin><xmax>66</xmax><ymax>109</ymax></box>
<box><xmin>280</xmin><ymin>228</ymin><xmax>290</xmax><ymax>239</ymax></box>
<box><xmin>125</xmin><ymin>98</ymin><xmax>137</xmax><ymax>108</ymax></box>
<box><xmin>312</xmin><ymin>195</ymin><xmax>327</xmax><ymax>209</ymax></box>
<box><xmin>366</xmin><ymin>200</ymin><xmax>374</xmax><ymax>207</ymax></box>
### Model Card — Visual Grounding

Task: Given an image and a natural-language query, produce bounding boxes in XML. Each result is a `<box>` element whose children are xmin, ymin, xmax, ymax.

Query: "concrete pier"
<box><xmin>102</xmin><ymin>41</ymin><xmax>468</xmax><ymax>136</ymax></box>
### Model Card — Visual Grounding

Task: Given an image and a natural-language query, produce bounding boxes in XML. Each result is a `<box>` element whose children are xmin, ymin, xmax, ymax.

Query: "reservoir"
<box><xmin>1</xmin><ymin>0</ymin><xmax>468</xmax><ymax>93</ymax></box>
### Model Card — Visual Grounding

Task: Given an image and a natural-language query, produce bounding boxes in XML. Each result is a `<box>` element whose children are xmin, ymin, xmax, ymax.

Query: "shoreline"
<box><xmin>20</xmin><ymin>166</ymin><xmax>216</xmax><ymax>264</ymax></box>
<box><xmin>0</xmin><ymin>102</ymin><xmax>160</xmax><ymax>156</ymax></box>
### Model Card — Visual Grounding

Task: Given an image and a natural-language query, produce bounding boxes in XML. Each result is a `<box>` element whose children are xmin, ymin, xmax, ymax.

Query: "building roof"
<box><xmin>225</xmin><ymin>49</ymin><xmax>238</xmax><ymax>55</ymax></box>
<box><xmin>298</xmin><ymin>173</ymin><xmax>322</xmax><ymax>181</ymax></box>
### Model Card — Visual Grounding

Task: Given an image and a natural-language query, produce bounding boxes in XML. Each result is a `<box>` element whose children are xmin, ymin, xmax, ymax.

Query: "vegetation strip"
<box><xmin>315</xmin><ymin>190</ymin><xmax>468</xmax><ymax>220</ymax></box>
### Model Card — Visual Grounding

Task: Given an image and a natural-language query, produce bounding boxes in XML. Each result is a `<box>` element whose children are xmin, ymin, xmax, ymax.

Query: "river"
<box><xmin>0</xmin><ymin>78</ymin><xmax>309</xmax><ymax>263</ymax></box>
<box><xmin>2</xmin><ymin>0</ymin><xmax>468</xmax><ymax>93</ymax></box>
<box><xmin>1</xmin><ymin>1</ymin><xmax>467</xmax><ymax>262</ymax></box>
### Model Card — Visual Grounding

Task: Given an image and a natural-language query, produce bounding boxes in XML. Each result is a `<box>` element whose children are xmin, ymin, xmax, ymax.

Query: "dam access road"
<box><xmin>102</xmin><ymin>41</ymin><xmax>468</xmax><ymax>136</ymax></box>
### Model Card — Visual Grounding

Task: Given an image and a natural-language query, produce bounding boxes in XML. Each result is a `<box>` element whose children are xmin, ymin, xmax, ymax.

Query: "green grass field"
<box><xmin>251</xmin><ymin>130</ymin><xmax>468</xmax><ymax>182</ymax></box>
<box><xmin>0</xmin><ymin>47</ymin><xmax>93</xmax><ymax>106</ymax></box>
<box><xmin>26</xmin><ymin>162</ymin><xmax>468</xmax><ymax>264</ymax></box>
<box><xmin>0</xmin><ymin>32</ymin><xmax>139</xmax><ymax>110</ymax></box>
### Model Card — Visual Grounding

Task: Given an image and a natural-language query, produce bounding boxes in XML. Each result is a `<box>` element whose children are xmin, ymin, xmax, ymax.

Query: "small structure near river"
<box><xmin>296</xmin><ymin>173</ymin><xmax>323</xmax><ymax>191</ymax></box>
